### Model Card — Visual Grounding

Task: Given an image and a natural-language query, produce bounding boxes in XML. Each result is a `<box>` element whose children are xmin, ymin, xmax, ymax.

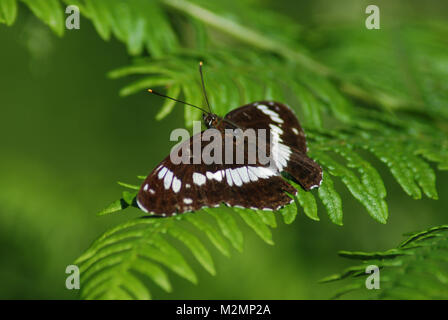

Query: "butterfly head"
<box><xmin>203</xmin><ymin>113</ymin><xmax>220</xmax><ymax>129</ymax></box>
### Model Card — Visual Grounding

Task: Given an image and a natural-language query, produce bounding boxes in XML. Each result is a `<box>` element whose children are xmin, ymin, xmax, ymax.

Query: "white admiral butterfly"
<box><xmin>137</xmin><ymin>63</ymin><xmax>322</xmax><ymax>216</ymax></box>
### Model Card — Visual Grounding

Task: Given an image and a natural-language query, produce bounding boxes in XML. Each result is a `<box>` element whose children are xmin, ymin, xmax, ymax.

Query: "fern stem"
<box><xmin>162</xmin><ymin>0</ymin><xmax>331</xmax><ymax>76</ymax></box>
<box><xmin>162</xmin><ymin>0</ymin><xmax>421</xmax><ymax>113</ymax></box>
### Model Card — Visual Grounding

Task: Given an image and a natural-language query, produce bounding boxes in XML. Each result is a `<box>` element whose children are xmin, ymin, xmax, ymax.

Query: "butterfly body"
<box><xmin>136</xmin><ymin>101</ymin><xmax>322</xmax><ymax>216</ymax></box>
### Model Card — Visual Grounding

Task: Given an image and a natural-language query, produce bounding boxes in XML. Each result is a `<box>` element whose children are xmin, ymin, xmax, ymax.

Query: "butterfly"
<box><xmin>136</xmin><ymin>63</ymin><xmax>322</xmax><ymax>216</ymax></box>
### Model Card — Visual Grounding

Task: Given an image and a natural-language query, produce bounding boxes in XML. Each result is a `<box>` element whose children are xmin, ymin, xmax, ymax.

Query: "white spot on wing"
<box><xmin>270</xmin><ymin>124</ymin><xmax>283</xmax><ymax>135</ymax></box>
<box><xmin>225</xmin><ymin>169</ymin><xmax>233</xmax><ymax>186</ymax></box>
<box><xmin>164</xmin><ymin>170</ymin><xmax>173</xmax><ymax>190</ymax></box>
<box><xmin>257</xmin><ymin>104</ymin><xmax>284</xmax><ymax>123</ymax></box>
<box><xmin>231</xmin><ymin>169</ymin><xmax>243</xmax><ymax>186</ymax></box>
<box><xmin>269</xmin><ymin>124</ymin><xmax>291</xmax><ymax>170</ymax></box>
<box><xmin>143</xmin><ymin>184</ymin><xmax>149</xmax><ymax>191</ymax></box>
<box><xmin>248</xmin><ymin>166</ymin><xmax>276</xmax><ymax>179</ymax></box>
<box><xmin>158</xmin><ymin>167</ymin><xmax>167</xmax><ymax>179</ymax></box>
<box><xmin>237</xmin><ymin>167</ymin><xmax>250</xmax><ymax>183</ymax></box>
<box><xmin>172</xmin><ymin>176</ymin><xmax>181</xmax><ymax>193</ymax></box>
<box><xmin>310</xmin><ymin>171</ymin><xmax>323</xmax><ymax>189</ymax></box>
<box><xmin>193</xmin><ymin>172</ymin><xmax>206</xmax><ymax>186</ymax></box>
<box><xmin>247</xmin><ymin>168</ymin><xmax>258</xmax><ymax>182</ymax></box>
<box><xmin>292</xmin><ymin>128</ymin><xmax>299</xmax><ymax>135</ymax></box>
<box><xmin>183</xmin><ymin>198</ymin><xmax>193</xmax><ymax>204</ymax></box>
<box><xmin>206</xmin><ymin>170</ymin><xmax>223</xmax><ymax>182</ymax></box>
<box><xmin>136</xmin><ymin>199</ymin><xmax>148</xmax><ymax>213</ymax></box>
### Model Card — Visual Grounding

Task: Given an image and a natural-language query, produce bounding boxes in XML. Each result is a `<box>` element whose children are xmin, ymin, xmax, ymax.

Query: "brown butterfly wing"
<box><xmin>225</xmin><ymin>101</ymin><xmax>322</xmax><ymax>190</ymax></box>
<box><xmin>136</xmin><ymin>131</ymin><xmax>296</xmax><ymax>216</ymax></box>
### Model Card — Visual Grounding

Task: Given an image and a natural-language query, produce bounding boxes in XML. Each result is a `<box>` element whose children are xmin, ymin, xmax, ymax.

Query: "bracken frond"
<box><xmin>4</xmin><ymin>0</ymin><xmax>447</xmax><ymax>300</ymax></box>
<box><xmin>321</xmin><ymin>225</ymin><xmax>448</xmax><ymax>299</ymax></box>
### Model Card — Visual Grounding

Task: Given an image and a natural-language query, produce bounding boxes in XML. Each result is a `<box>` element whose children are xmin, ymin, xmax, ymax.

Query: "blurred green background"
<box><xmin>0</xmin><ymin>0</ymin><xmax>447</xmax><ymax>299</ymax></box>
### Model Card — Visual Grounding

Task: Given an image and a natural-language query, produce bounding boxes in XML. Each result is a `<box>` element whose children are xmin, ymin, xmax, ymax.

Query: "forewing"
<box><xmin>136</xmin><ymin>131</ymin><xmax>297</xmax><ymax>216</ymax></box>
<box><xmin>225</xmin><ymin>101</ymin><xmax>308</xmax><ymax>153</ymax></box>
<box><xmin>225</xmin><ymin>101</ymin><xmax>322</xmax><ymax>190</ymax></box>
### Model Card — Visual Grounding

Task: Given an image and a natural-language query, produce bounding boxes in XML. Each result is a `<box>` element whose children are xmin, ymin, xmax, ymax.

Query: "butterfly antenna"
<box><xmin>199</xmin><ymin>61</ymin><xmax>212</xmax><ymax>114</ymax></box>
<box><xmin>147</xmin><ymin>89</ymin><xmax>209</xmax><ymax>114</ymax></box>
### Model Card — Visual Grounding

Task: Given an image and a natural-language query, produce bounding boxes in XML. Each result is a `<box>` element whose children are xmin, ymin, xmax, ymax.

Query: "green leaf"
<box><xmin>406</xmin><ymin>153</ymin><xmax>438</xmax><ymax>199</ymax></box>
<box><xmin>279</xmin><ymin>195</ymin><xmax>298</xmax><ymax>224</ymax></box>
<box><xmin>21</xmin><ymin>0</ymin><xmax>64</xmax><ymax>36</ymax></box>
<box><xmin>120</xmin><ymin>271</ymin><xmax>152</xmax><ymax>299</ymax></box>
<box><xmin>155</xmin><ymin>85</ymin><xmax>181</xmax><ymax>120</ymax></box>
<box><xmin>82</xmin><ymin>0</ymin><xmax>113</xmax><ymax>41</ymax></box>
<box><xmin>168</xmin><ymin>224</ymin><xmax>216</xmax><ymax>275</ymax></box>
<box><xmin>7</xmin><ymin>0</ymin><xmax>439</xmax><ymax>300</ymax></box>
<box><xmin>131</xmin><ymin>258</ymin><xmax>172</xmax><ymax>293</ymax></box>
<box><xmin>0</xmin><ymin>0</ymin><xmax>17</xmax><ymax>25</ymax></box>
<box><xmin>117</xmin><ymin>181</ymin><xmax>140</xmax><ymax>190</ymax></box>
<box><xmin>317</xmin><ymin>172</ymin><xmax>343</xmax><ymax>225</ymax></box>
<box><xmin>367</xmin><ymin>142</ymin><xmax>422</xmax><ymax>200</ymax></box>
<box><xmin>234</xmin><ymin>208</ymin><xmax>273</xmax><ymax>245</ymax></box>
<box><xmin>313</xmin><ymin>151</ymin><xmax>388</xmax><ymax>224</ymax></box>
<box><xmin>256</xmin><ymin>210</ymin><xmax>277</xmax><ymax>228</ymax></box>
<box><xmin>324</xmin><ymin>225</ymin><xmax>448</xmax><ymax>299</ymax></box>
<box><xmin>334</xmin><ymin>146</ymin><xmax>386</xmax><ymax>199</ymax></box>
<box><xmin>293</xmin><ymin>82</ymin><xmax>323</xmax><ymax>128</ymax></box>
<box><xmin>122</xmin><ymin>190</ymin><xmax>137</xmax><ymax>206</ymax></box>
<box><xmin>97</xmin><ymin>199</ymin><xmax>130</xmax><ymax>216</ymax></box>
<box><xmin>186</xmin><ymin>213</ymin><xmax>231</xmax><ymax>257</ymax></box>
<box><xmin>206</xmin><ymin>208</ymin><xmax>244</xmax><ymax>252</ymax></box>
<box><xmin>140</xmin><ymin>235</ymin><xmax>198</xmax><ymax>284</ymax></box>
<box><xmin>289</xmin><ymin>181</ymin><xmax>319</xmax><ymax>221</ymax></box>
<box><xmin>83</xmin><ymin>0</ymin><xmax>178</xmax><ymax>56</ymax></box>
<box><xmin>297</xmin><ymin>189</ymin><xmax>319</xmax><ymax>221</ymax></box>
<box><xmin>119</xmin><ymin>77</ymin><xmax>174</xmax><ymax>97</ymax></box>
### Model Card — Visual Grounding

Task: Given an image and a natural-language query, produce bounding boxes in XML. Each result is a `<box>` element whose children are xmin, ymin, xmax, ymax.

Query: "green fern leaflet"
<box><xmin>321</xmin><ymin>225</ymin><xmax>448</xmax><ymax>299</ymax></box>
<box><xmin>3</xmin><ymin>0</ymin><xmax>447</xmax><ymax>300</ymax></box>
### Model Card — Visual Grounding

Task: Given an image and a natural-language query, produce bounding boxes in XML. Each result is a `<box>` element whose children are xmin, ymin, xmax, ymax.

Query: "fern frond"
<box><xmin>83</xmin><ymin>43</ymin><xmax>446</xmax><ymax>300</ymax></box>
<box><xmin>108</xmin><ymin>50</ymin><xmax>354</xmax><ymax>126</ymax></box>
<box><xmin>0</xmin><ymin>0</ymin><xmax>17</xmax><ymax>25</ymax></box>
<box><xmin>22</xmin><ymin>0</ymin><xmax>65</xmax><ymax>35</ymax></box>
<box><xmin>321</xmin><ymin>225</ymin><xmax>448</xmax><ymax>299</ymax></box>
<box><xmin>3</xmin><ymin>0</ymin><xmax>430</xmax><ymax>112</ymax></box>
<box><xmin>2</xmin><ymin>0</ymin><xmax>179</xmax><ymax>55</ymax></box>
<box><xmin>4</xmin><ymin>0</ymin><xmax>448</xmax><ymax>301</ymax></box>
<box><xmin>76</xmin><ymin>204</ymin><xmax>281</xmax><ymax>299</ymax></box>
<box><xmin>312</xmin><ymin>24</ymin><xmax>448</xmax><ymax>119</ymax></box>
<box><xmin>108</xmin><ymin>49</ymin><xmax>445</xmax><ymax>224</ymax></box>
